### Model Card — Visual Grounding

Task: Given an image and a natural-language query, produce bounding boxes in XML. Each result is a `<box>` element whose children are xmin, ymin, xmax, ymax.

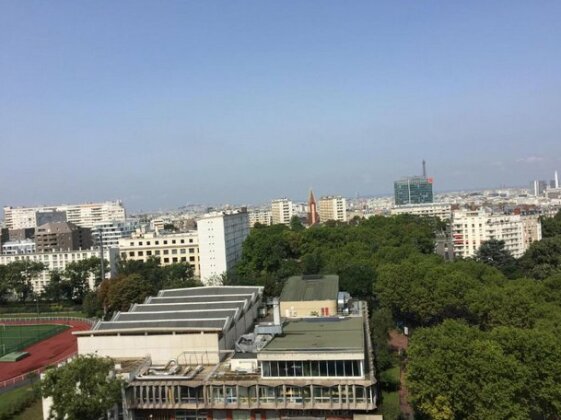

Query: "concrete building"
<box><xmin>72</xmin><ymin>283</ymin><xmax>377</xmax><ymax>420</ymax></box>
<box><xmin>451</xmin><ymin>210</ymin><xmax>541</xmax><ymax>259</ymax></box>
<box><xmin>248</xmin><ymin>209</ymin><xmax>272</xmax><ymax>227</ymax></box>
<box><xmin>35</xmin><ymin>222</ymin><xmax>92</xmax><ymax>253</ymax></box>
<box><xmin>0</xmin><ymin>247</ymin><xmax>118</xmax><ymax>293</ymax></box>
<box><xmin>271</xmin><ymin>199</ymin><xmax>293</xmax><ymax>225</ymax></box>
<box><xmin>318</xmin><ymin>196</ymin><xmax>347</xmax><ymax>223</ymax></box>
<box><xmin>3</xmin><ymin>200</ymin><xmax>126</xmax><ymax>229</ymax></box>
<box><xmin>118</xmin><ymin>231</ymin><xmax>201</xmax><ymax>277</ymax></box>
<box><xmin>197</xmin><ymin>209</ymin><xmax>250</xmax><ymax>283</ymax></box>
<box><xmin>390</xmin><ymin>202</ymin><xmax>452</xmax><ymax>221</ymax></box>
<box><xmin>1</xmin><ymin>239</ymin><xmax>36</xmax><ymax>255</ymax></box>
<box><xmin>280</xmin><ymin>275</ymin><xmax>339</xmax><ymax>318</ymax></box>
<box><xmin>92</xmin><ymin>220</ymin><xmax>137</xmax><ymax>248</ymax></box>
<box><xmin>76</xmin><ymin>286</ymin><xmax>263</xmax><ymax>365</ymax></box>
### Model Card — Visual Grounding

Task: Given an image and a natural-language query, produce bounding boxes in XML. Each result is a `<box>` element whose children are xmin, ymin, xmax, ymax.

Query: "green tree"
<box><xmin>475</xmin><ymin>239</ymin><xmax>517</xmax><ymax>277</ymax></box>
<box><xmin>518</xmin><ymin>235</ymin><xmax>561</xmax><ymax>279</ymax></box>
<box><xmin>41</xmin><ymin>355</ymin><xmax>122</xmax><ymax>420</ymax></box>
<box><xmin>4</xmin><ymin>260</ymin><xmax>45</xmax><ymax>302</ymax></box>
<box><xmin>106</xmin><ymin>274</ymin><xmax>157</xmax><ymax>312</ymax></box>
<box><xmin>407</xmin><ymin>320</ymin><xmax>528</xmax><ymax>420</ymax></box>
<box><xmin>540</xmin><ymin>210</ymin><xmax>561</xmax><ymax>238</ymax></box>
<box><xmin>290</xmin><ymin>215</ymin><xmax>305</xmax><ymax>232</ymax></box>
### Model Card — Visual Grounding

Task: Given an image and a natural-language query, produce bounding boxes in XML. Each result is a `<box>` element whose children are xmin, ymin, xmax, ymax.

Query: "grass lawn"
<box><xmin>379</xmin><ymin>391</ymin><xmax>400</xmax><ymax>420</ymax></box>
<box><xmin>14</xmin><ymin>398</ymin><xmax>43</xmax><ymax>420</ymax></box>
<box><xmin>0</xmin><ymin>324</ymin><xmax>69</xmax><ymax>356</ymax></box>
<box><xmin>0</xmin><ymin>383</ymin><xmax>41</xmax><ymax>419</ymax></box>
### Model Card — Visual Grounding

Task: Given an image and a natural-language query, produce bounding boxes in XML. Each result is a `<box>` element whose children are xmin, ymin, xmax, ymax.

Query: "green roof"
<box><xmin>280</xmin><ymin>275</ymin><xmax>339</xmax><ymax>302</ymax></box>
<box><xmin>261</xmin><ymin>317</ymin><xmax>364</xmax><ymax>352</ymax></box>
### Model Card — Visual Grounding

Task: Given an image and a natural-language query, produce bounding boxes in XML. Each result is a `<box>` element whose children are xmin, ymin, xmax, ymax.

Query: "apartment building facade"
<box><xmin>271</xmin><ymin>199</ymin><xmax>293</xmax><ymax>225</ymax></box>
<box><xmin>318</xmin><ymin>196</ymin><xmax>347</xmax><ymax>223</ymax></box>
<box><xmin>452</xmin><ymin>210</ymin><xmax>542</xmax><ymax>258</ymax></box>
<box><xmin>118</xmin><ymin>231</ymin><xmax>200</xmax><ymax>277</ymax></box>
<box><xmin>248</xmin><ymin>209</ymin><xmax>273</xmax><ymax>227</ymax></box>
<box><xmin>35</xmin><ymin>221</ymin><xmax>92</xmax><ymax>253</ymax></box>
<box><xmin>0</xmin><ymin>248</ymin><xmax>118</xmax><ymax>293</ymax></box>
<box><xmin>3</xmin><ymin>200</ymin><xmax>126</xmax><ymax>229</ymax></box>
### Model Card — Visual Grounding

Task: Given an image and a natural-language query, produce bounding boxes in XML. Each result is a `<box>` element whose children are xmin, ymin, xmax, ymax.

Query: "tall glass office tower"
<box><xmin>394</xmin><ymin>176</ymin><xmax>433</xmax><ymax>205</ymax></box>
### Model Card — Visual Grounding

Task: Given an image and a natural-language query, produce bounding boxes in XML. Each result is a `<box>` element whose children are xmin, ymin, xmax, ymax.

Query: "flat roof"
<box><xmin>280</xmin><ymin>275</ymin><xmax>339</xmax><ymax>302</ymax></box>
<box><xmin>261</xmin><ymin>317</ymin><xmax>364</xmax><ymax>353</ymax></box>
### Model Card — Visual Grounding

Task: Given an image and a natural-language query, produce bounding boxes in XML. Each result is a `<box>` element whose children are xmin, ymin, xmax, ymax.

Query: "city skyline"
<box><xmin>2</xmin><ymin>1</ymin><xmax>561</xmax><ymax>211</ymax></box>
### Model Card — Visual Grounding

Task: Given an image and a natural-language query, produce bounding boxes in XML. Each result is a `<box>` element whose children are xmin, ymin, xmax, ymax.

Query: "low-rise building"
<box><xmin>1</xmin><ymin>239</ymin><xmax>36</xmax><ymax>255</ymax></box>
<box><xmin>72</xmin><ymin>282</ymin><xmax>377</xmax><ymax>420</ymax></box>
<box><xmin>280</xmin><ymin>274</ymin><xmax>339</xmax><ymax>317</ymax></box>
<box><xmin>391</xmin><ymin>202</ymin><xmax>452</xmax><ymax>221</ymax></box>
<box><xmin>92</xmin><ymin>220</ymin><xmax>137</xmax><ymax>248</ymax></box>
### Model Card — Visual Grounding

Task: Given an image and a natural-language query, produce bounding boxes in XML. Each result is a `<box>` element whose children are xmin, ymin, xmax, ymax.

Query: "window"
<box><xmin>189</xmin><ymin>248</ymin><xmax>195</xmax><ymax>253</ymax></box>
<box><xmin>155</xmin><ymin>250</ymin><xmax>160</xmax><ymax>255</ymax></box>
<box><xmin>172</xmin><ymin>249</ymin><xmax>177</xmax><ymax>255</ymax></box>
<box><xmin>138</xmin><ymin>241</ymin><xmax>143</xmax><ymax>246</ymax></box>
<box><xmin>163</xmin><ymin>240</ymin><xmax>168</xmax><ymax>245</ymax></box>
<box><xmin>147</xmin><ymin>251</ymin><xmax>152</xmax><ymax>256</ymax></box>
<box><xmin>180</xmin><ymin>239</ymin><xmax>185</xmax><ymax>244</ymax></box>
<box><xmin>172</xmin><ymin>240</ymin><xmax>176</xmax><ymax>244</ymax></box>
<box><xmin>180</xmin><ymin>249</ymin><xmax>186</xmax><ymax>254</ymax></box>
<box><xmin>163</xmin><ymin>250</ymin><xmax>169</xmax><ymax>255</ymax></box>
<box><xmin>164</xmin><ymin>258</ymin><xmax>169</xmax><ymax>263</ymax></box>
<box><xmin>155</xmin><ymin>241</ymin><xmax>159</xmax><ymax>245</ymax></box>
<box><xmin>172</xmin><ymin>257</ymin><xmax>178</xmax><ymax>263</ymax></box>
<box><xmin>189</xmin><ymin>256</ymin><xmax>195</xmax><ymax>262</ymax></box>
<box><xmin>146</xmin><ymin>241</ymin><xmax>150</xmax><ymax>245</ymax></box>
<box><xmin>138</xmin><ymin>251</ymin><xmax>144</xmax><ymax>256</ymax></box>
<box><xmin>129</xmin><ymin>252</ymin><xmax>134</xmax><ymax>257</ymax></box>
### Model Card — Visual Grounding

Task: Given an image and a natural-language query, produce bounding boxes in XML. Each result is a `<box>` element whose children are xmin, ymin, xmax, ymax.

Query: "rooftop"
<box><xmin>280</xmin><ymin>275</ymin><xmax>339</xmax><ymax>302</ymax></box>
<box><xmin>261</xmin><ymin>317</ymin><xmax>364</xmax><ymax>353</ymax></box>
<box><xmin>75</xmin><ymin>286</ymin><xmax>263</xmax><ymax>335</ymax></box>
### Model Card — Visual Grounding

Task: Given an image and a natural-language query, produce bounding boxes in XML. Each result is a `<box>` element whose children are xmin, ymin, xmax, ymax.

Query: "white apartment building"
<box><xmin>92</xmin><ymin>220</ymin><xmax>137</xmax><ymax>248</ymax></box>
<box><xmin>248</xmin><ymin>209</ymin><xmax>272</xmax><ymax>227</ymax></box>
<box><xmin>118</xmin><ymin>231</ymin><xmax>200</xmax><ymax>277</ymax></box>
<box><xmin>3</xmin><ymin>201</ymin><xmax>126</xmax><ymax>229</ymax></box>
<box><xmin>391</xmin><ymin>203</ymin><xmax>453</xmax><ymax>221</ymax></box>
<box><xmin>0</xmin><ymin>248</ymin><xmax>118</xmax><ymax>293</ymax></box>
<box><xmin>1</xmin><ymin>239</ymin><xmax>36</xmax><ymax>255</ymax></box>
<box><xmin>271</xmin><ymin>198</ymin><xmax>293</xmax><ymax>225</ymax></box>
<box><xmin>452</xmin><ymin>210</ymin><xmax>542</xmax><ymax>259</ymax></box>
<box><xmin>319</xmin><ymin>196</ymin><xmax>347</xmax><ymax>223</ymax></box>
<box><xmin>197</xmin><ymin>209</ymin><xmax>249</xmax><ymax>283</ymax></box>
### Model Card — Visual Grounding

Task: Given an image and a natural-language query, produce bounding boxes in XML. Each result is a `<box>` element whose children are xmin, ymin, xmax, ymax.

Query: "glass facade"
<box><xmin>394</xmin><ymin>176</ymin><xmax>433</xmax><ymax>205</ymax></box>
<box><xmin>261</xmin><ymin>360</ymin><xmax>362</xmax><ymax>378</ymax></box>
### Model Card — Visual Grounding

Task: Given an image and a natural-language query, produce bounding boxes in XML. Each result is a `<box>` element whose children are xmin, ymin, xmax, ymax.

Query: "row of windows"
<box><xmin>133</xmin><ymin>384</ymin><xmax>371</xmax><ymax>406</ymax></box>
<box><xmin>129</xmin><ymin>238</ymin><xmax>195</xmax><ymax>246</ymax></box>
<box><xmin>124</xmin><ymin>250</ymin><xmax>197</xmax><ymax>258</ymax></box>
<box><xmin>261</xmin><ymin>360</ymin><xmax>362</xmax><ymax>378</ymax></box>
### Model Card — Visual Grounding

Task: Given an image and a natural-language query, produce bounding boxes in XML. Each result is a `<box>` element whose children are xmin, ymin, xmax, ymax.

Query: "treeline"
<box><xmin>232</xmin><ymin>212</ymin><xmax>561</xmax><ymax>419</ymax></box>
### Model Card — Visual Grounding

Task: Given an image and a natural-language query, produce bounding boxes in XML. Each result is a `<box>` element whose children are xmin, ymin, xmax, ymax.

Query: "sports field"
<box><xmin>0</xmin><ymin>324</ymin><xmax>69</xmax><ymax>357</ymax></box>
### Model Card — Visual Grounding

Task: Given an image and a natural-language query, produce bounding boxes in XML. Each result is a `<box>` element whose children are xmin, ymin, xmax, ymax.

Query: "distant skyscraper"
<box><xmin>555</xmin><ymin>170</ymin><xmax>559</xmax><ymax>189</ymax></box>
<box><xmin>530</xmin><ymin>180</ymin><xmax>548</xmax><ymax>196</ymax></box>
<box><xmin>394</xmin><ymin>161</ymin><xmax>434</xmax><ymax>206</ymax></box>
<box><xmin>394</xmin><ymin>177</ymin><xmax>433</xmax><ymax>205</ymax></box>
<box><xmin>307</xmin><ymin>190</ymin><xmax>319</xmax><ymax>225</ymax></box>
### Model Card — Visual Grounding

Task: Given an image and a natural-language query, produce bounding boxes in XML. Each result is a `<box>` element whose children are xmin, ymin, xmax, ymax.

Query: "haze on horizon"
<box><xmin>1</xmin><ymin>1</ymin><xmax>561</xmax><ymax>212</ymax></box>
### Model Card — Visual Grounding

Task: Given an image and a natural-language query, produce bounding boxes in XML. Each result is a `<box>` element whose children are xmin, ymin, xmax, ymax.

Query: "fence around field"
<box><xmin>0</xmin><ymin>324</ymin><xmax>69</xmax><ymax>357</ymax></box>
<box><xmin>0</xmin><ymin>317</ymin><xmax>95</xmax><ymax>393</ymax></box>
<box><xmin>0</xmin><ymin>352</ymin><xmax>76</xmax><ymax>394</ymax></box>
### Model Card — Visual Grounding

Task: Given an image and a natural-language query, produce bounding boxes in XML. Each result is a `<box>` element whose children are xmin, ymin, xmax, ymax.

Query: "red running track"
<box><xmin>0</xmin><ymin>320</ymin><xmax>91</xmax><ymax>382</ymax></box>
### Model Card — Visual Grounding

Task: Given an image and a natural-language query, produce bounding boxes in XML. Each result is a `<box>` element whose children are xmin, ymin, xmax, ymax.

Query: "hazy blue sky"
<box><xmin>2</xmin><ymin>1</ymin><xmax>561</xmax><ymax>211</ymax></box>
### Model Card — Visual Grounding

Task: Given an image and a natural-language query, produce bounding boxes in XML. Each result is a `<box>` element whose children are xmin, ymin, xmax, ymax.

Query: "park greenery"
<box><xmin>231</xmin><ymin>212</ymin><xmax>561</xmax><ymax>419</ymax></box>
